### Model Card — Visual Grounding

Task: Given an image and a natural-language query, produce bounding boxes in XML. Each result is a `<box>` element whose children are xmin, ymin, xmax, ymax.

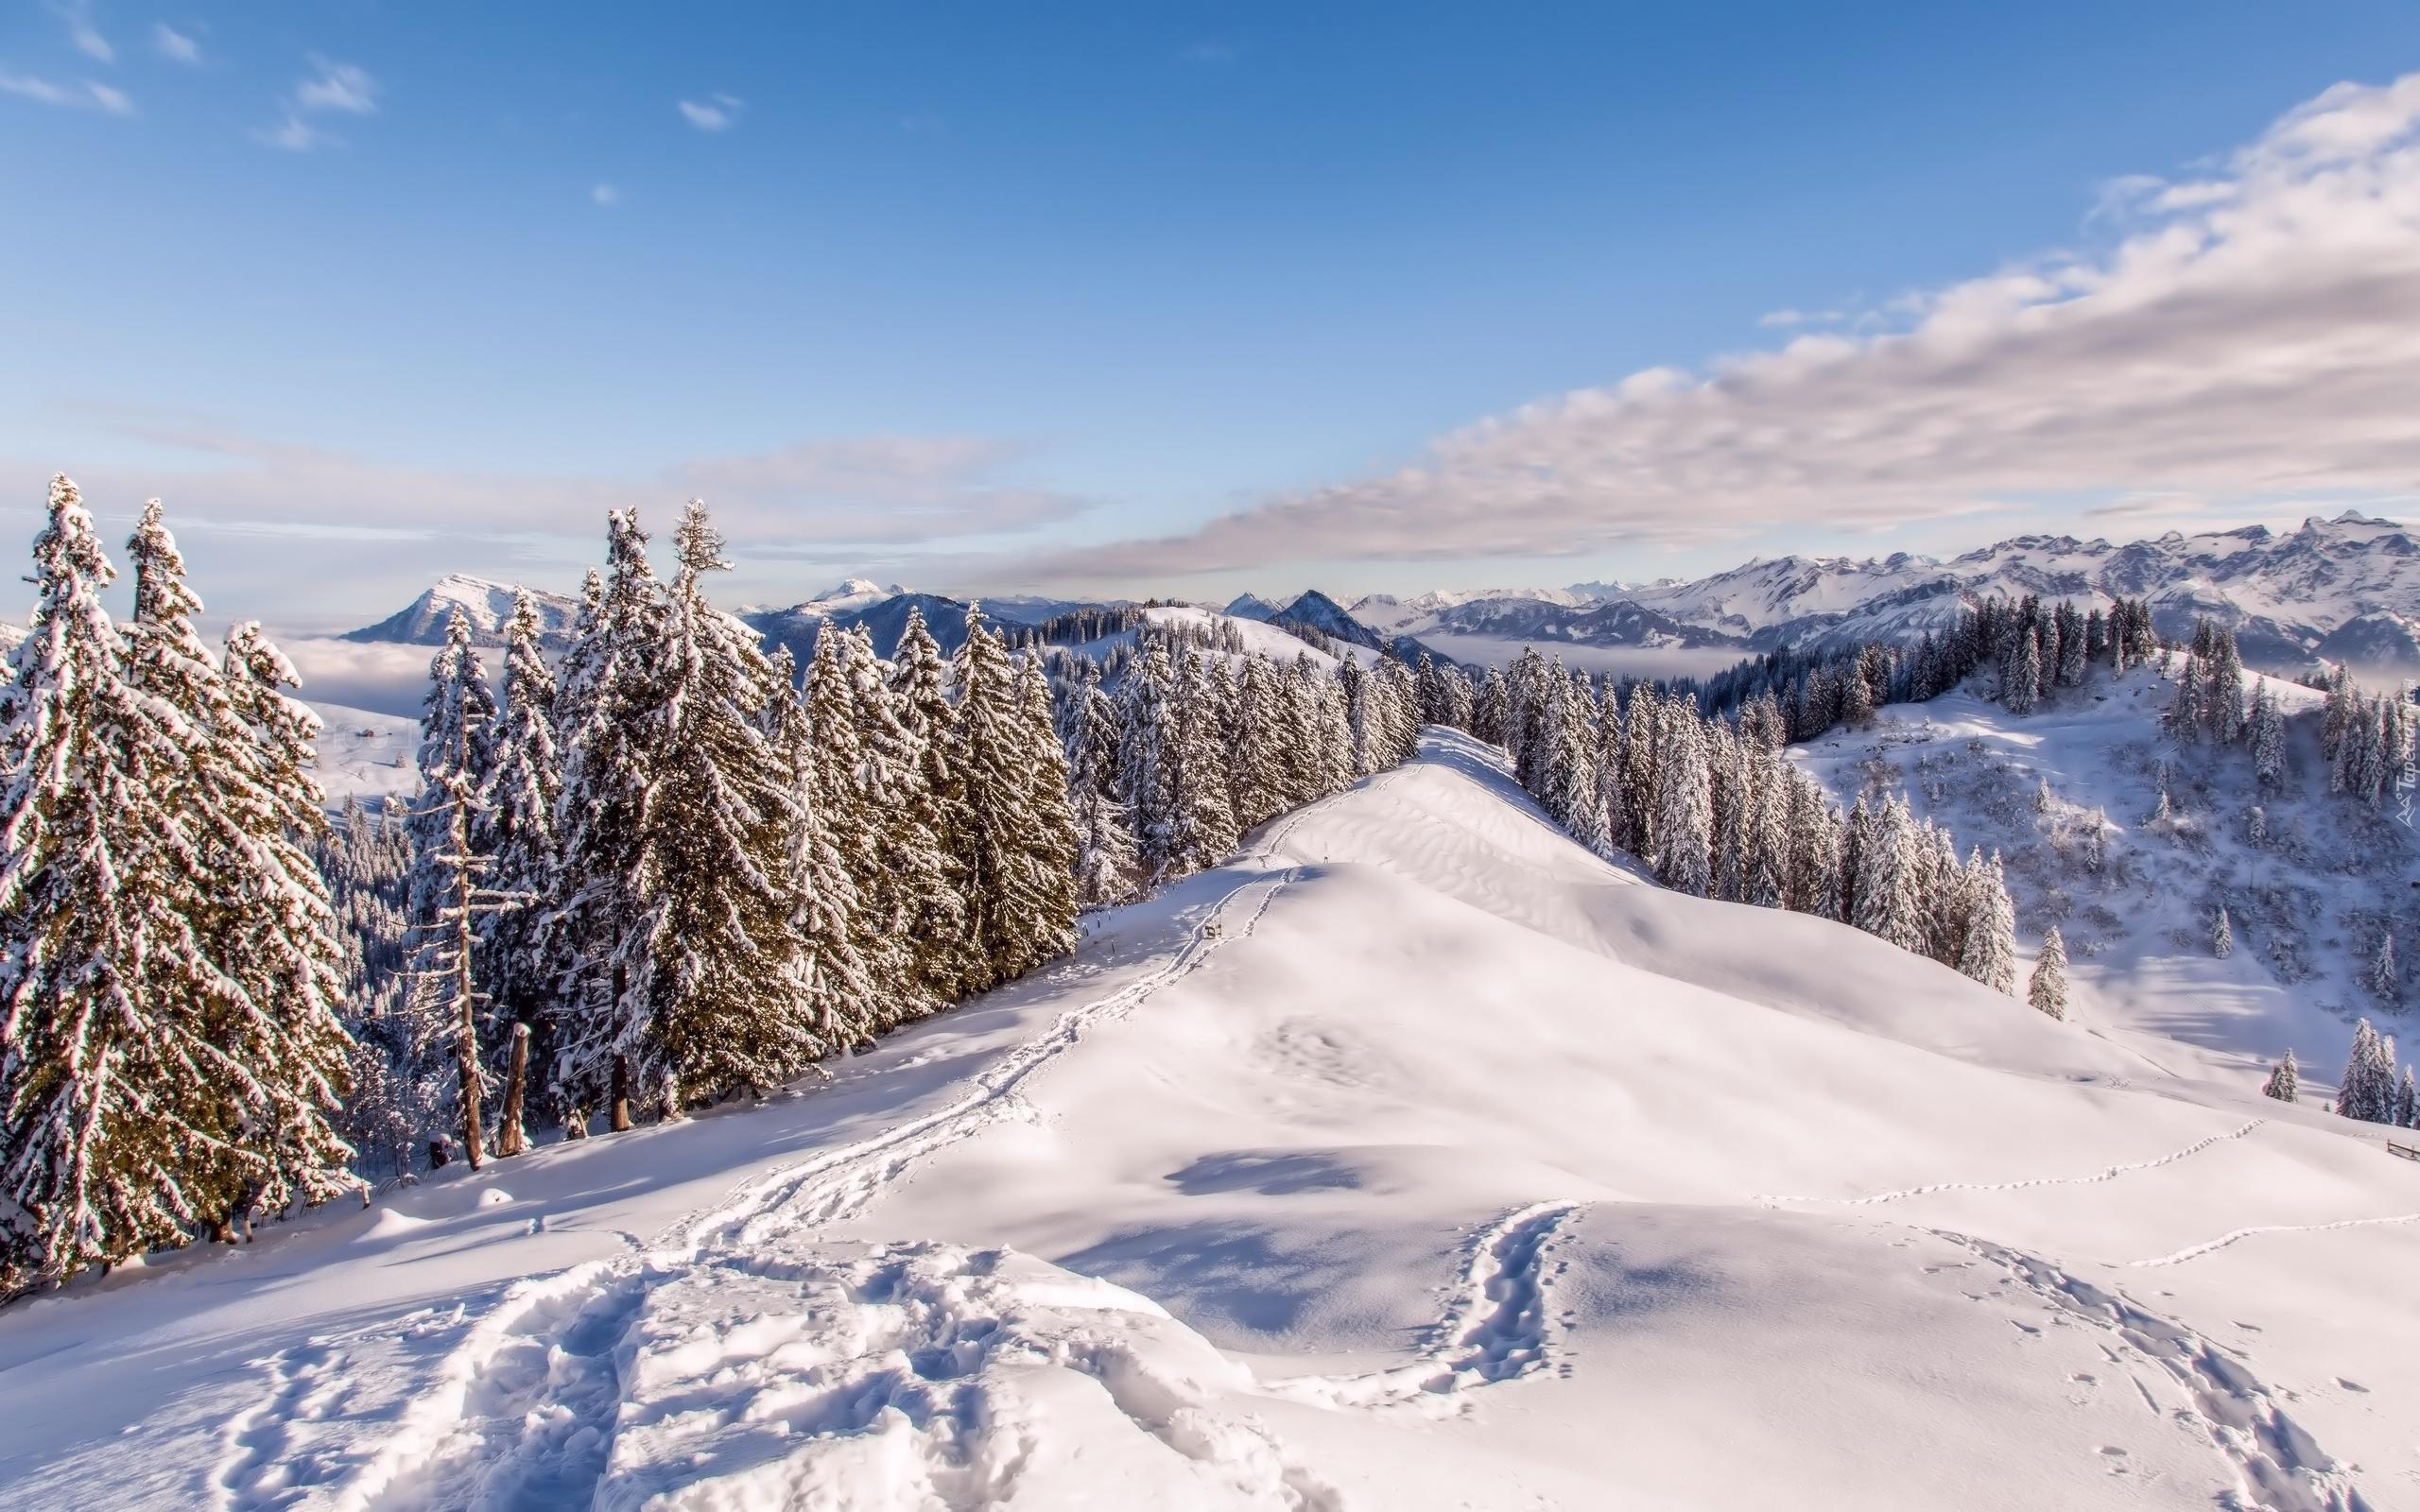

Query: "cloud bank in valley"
<box><xmin>1037</xmin><ymin>73</ymin><xmax>2420</xmax><ymax>580</ymax></box>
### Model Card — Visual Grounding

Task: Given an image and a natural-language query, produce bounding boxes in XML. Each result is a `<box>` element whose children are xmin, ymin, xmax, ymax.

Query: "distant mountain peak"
<box><xmin>342</xmin><ymin>576</ymin><xmax>580</xmax><ymax>647</ymax></box>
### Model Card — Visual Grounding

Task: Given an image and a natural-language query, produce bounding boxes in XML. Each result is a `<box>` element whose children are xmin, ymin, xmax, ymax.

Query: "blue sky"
<box><xmin>5</xmin><ymin>1</ymin><xmax>2418</xmax><ymax>629</ymax></box>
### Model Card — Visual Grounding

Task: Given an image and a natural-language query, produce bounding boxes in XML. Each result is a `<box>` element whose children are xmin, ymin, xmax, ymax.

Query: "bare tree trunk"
<box><xmin>611</xmin><ymin>1051</ymin><xmax>632</xmax><ymax>1133</ymax></box>
<box><xmin>495</xmin><ymin>1022</ymin><xmax>529</xmax><ymax>1158</ymax></box>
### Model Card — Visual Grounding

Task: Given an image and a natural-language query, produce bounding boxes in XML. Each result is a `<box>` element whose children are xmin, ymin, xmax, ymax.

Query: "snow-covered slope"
<box><xmin>342</xmin><ymin>575</ymin><xmax>580</xmax><ymax>647</ymax></box>
<box><xmin>1791</xmin><ymin>664</ymin><xmax>2418</xmax><ymax>1091</ymax></box>
<box><xmin>308</xmin><ymin>700</ymin><xmax>418</xmax><ymax>808</ymax></box>
<box><xmin>4</xmin><ymin>732</ymin><xmax>2412</xmax><ymax>1509</ymax></box>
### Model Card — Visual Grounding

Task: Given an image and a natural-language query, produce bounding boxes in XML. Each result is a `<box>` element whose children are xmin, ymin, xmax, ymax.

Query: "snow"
<box><xmin>308</xmin><ymin>699</ymin><xmax>419</xmax><ymax>807</ymax></box>
<box><xmin>1789</xmin><ymin>663</ymin><xmax>2412</xmax><ymax>1091</ymax></box>
<box><xmin>2</xmin><ymin>730</ymin><xmax>2415</xmax><ymax>1508</ymax></box>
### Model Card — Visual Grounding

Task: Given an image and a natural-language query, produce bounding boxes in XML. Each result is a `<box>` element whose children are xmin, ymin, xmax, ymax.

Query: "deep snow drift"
<box><xmin>1</xmin><ymin>732</ymin><xmax>2413</xmax><ymax>1509</ymax></box>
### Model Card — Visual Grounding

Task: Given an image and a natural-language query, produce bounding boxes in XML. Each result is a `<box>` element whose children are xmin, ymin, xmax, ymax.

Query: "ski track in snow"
<box><xmin>1759</xmin><ymin>1118</ymin><xmax>2266</xmax><ymax>1208</ymax></box>
<box><xmin>1935</xmin><ymin>1231</ymin><xmax>2376</xmax><ymax>1512</ymax></box>
<box><xmin>218</xmin><ymin>805</ymin><xmax>1334</xmax><ymax>1511</ymax></box>
<box><xmin>2127</xmin><ymin>1211</ymin><xmax>2420</xmax><ymax>1270</ymax></box>
<box><xmin>1265</xmin><ymin>1200</ymin><xmax>1584</xmax><ymax>1416</ymax></box>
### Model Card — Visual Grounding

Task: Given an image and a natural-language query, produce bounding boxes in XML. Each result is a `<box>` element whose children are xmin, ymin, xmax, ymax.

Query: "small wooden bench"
<box><xmin>2390</xmin><ymin>1141</ymin><xmax>2420</xmax><ymax>1163</ymax></box>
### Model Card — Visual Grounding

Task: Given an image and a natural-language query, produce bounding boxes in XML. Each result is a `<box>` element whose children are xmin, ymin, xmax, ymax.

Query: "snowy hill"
<box><xmin>1270</xmin><ymin>589</ymin><xmax>1385</xmax><ymax>649</ymax></box>
<box><xmin>307</xmin><ymin>700</ymin><xmax>418</xmax><ymax>807</ymax></box>
<box><xmin>1790</xmin><ymin>663</ymin><xmax>2418</xmax><ymax>1089</ymax></box>
<box><xmin>1223</xmin><ymin>592</ymin><xmax>1285</xmax><ymax>623</ymax></box>
<box><xmin>341</xmin><ymin>575</ymin><xmax>581</xmax><ymax>647</ymax></box>
<box><xmin>4</xmin><ymin>731</ymin><xmax>2413</xmax><ymax>1509</ymax></box>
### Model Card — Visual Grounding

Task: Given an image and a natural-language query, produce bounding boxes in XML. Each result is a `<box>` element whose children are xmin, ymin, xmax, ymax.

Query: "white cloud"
<box><xmin>258</xmin><ymin>56</ymin><xmax>378</xmax><ymax>151</ymax></box>
<box><xmin>0</xmin><ymin>67</ymin><xmax>132</xmax><ymax>115</ymax></box>
<box><xmin>679</xmin><ymin>93</ymin><xmax>741</xmax><ymax>131</ymax></box>
<box><xmin>295</xmin><ymin>56</ymin><xmax>377</xmax><ymax>115</ymax></box>
<box><xmin>151</xmin><ymin>24</ymin><xmax>200</xmax><ymax>66</ymax></box>
<box><xmin>1037</xmin><ymin>71</ymin><xmax>2420</xmax><ymax>580</ymax></box>
<box><xmin>592</xmin><ymin>181</ymin><xmax>621</xmax><ymax>207</ymax></box>
<box><xmin>50</xmin><ymin>2</ymin><xmax>112</xmax><ymax>63</ymax></box>
<box><xmin>1755</xmin><ymin>307</ymin><xmax>1847</xmax><ymax>329</ymax></box>
<box><xmin>256</xmin><ymin>114</ymin><xmax>333</xmax><ymax>152</ymax></box>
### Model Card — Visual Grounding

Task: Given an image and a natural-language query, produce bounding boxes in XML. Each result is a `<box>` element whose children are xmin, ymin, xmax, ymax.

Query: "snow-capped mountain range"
<box><xmin>1344</xmin><ymin>512</ymin><xmax>2420</xmax><ymax>675</ymax></box>
<box><xmin>340</xmin><ymin>511</ymin><xmax>2420</xmax><ymax>679</ymax></box>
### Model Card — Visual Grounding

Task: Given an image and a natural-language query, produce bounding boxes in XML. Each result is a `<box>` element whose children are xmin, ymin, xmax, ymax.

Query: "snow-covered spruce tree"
<box><xmin>840</xmin><ymin>625</ymin><xmax>956</xmax><ymax>1021</ymax></box>
<box><xmin>214</xmin><ymin>622</ymin><xmax>361</xmax><ymax>1218</ymax></box>
<box><xmin>2205</xmin><ymin>628</ymin><xmax>2245</xmax><ymax>743</ymax></box>
<box><xmin>476</xmin><ymin>589</ymin><xmax>561</xmax><ymax>1156</ymax></box>
<box><xmin>1853</xmin><ymin>796</ymin><xmax>1925</xmax><ymax>954</ymax></box>
<box><xmin>405</xmin><ymin>609</ymin><xmax>501</xmax><ymax>1166</ymax></box>
<box><xmin>1506</xmin><ymin>646</ymin><xmax>1551</xmax><ymax>789</ymax></box>
<box><xmin>2336</xmin><ymin>1020</ymin><xmax>2397</xmax><ymax>1123</ymax></box>
<box><xmin>628</xmin><ymin>501</ymin><xmax>817</xmax><ymax>1111</ymax></box>
<box><xmin>1472</xmin><ymin>667</ymin><xmax>1510</xmax><ymax>748</ymax></box>
<box><xmin>2211</xmin><ymin>905</ymin><xmax>2233</xmax><ymax>960</ymax></box>
<box><xmin>2166</xmin><ymin>658</ymin><xmax>2203</xmax><ymax>743</ymax></box>
<box><xmin>948</xmin><ymin>609</ymin><xmax>1080</xmax><ymax>991</ymax></box>
<box><xmin>2370</xmin><ymin>929</ymin><xmax>2399</xmax><ymax>1003</ymax></box>
<box><xmin>1654</xmin><ymin>696</ymin><xmax>1713</xmax><ymax>896</ymax></box>
<box><xmin>1057</xmin><ymin>657</ymin><xmax>1143</xmax><ymax>908</ymax></box>
<box><xmin>1167</xmin><ymin>642</ymin><xmax>1242</xmax><ymax>873</ymax></box>
<box><xmin>0</xmin><ymin>480</ymin><xmax>254</xmax><ymax>1286</ymax></box>
<box><xmin>1783</xmin><ymin>770</ymin><xmax>1836</xmax><ymax>916</ymax></box>
<box><xmin>2002</xmin><ymin>629</ymin><xmax>2041</xmax><ymax>715</ymax></box>
<box><xmin>1595</xmin><ymin>682</ymin><xmax>1630</xmax><ymax>855</ymax></box>
<box><xmin>1340</xmin><ymin>657</ymin><xmax>1377</xmax><ymax>778</ymax></box>
<box><xmin>1743</xmin><ymin>752</ymin><xmax>1788</xmax><ymax>908</ymax></box>
<box><xmin>766</xmin><ymin>647</ymin><xmax>879</xmax><ymax>1053</ymax></box>
<box><xmin>1226</xmin><ymin>654</ymin><xmax>1287</xmax><ymax>832</ymax></box>
<box><xmin>550</xmin><ymin>513</ymin><xmax>666</xmax><ymax>1132</ymax></box>
<box><xmin>2262</xmin><ymin>1049</ymin><xmax>2299</xmax><ymax>1103</ymax></box>
<box><xmin>1956</xmin><ymin>850</ymin><xmax>2018</xmax><ymax>995</ymax></box>
<box><xmin>124</xmin><ymin>500</ymin><xmax>357</xmax><ymax>1230</ymax></box>
<box><xmin>799</xmin><ymin>635</ymin><xmax>906</xmax><ymax>1025</ymax></box>
<box><xmin>889</xmin><ymin>604</ymin><xmax>978</xmax><ymax>1001</ymax></box>
<box><xmin>2028</xmin><ymin>926</ymin><xmax>2069</xmax><ymax>1021</ymax></box>
<box><xmin>1117</xmin><ymin>633</ymin><xmax>1184</xmax><ymax>881</ymax></box>
<box><xmin>1619</xmin><ymin>682</ymin><xmax>1660</xmax><ymax>862</ymax></box>
<box><xmin>2393</xmin><ymin>1066</ymin><xmax>2417</xmax><ymax>1130</ymax></box>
